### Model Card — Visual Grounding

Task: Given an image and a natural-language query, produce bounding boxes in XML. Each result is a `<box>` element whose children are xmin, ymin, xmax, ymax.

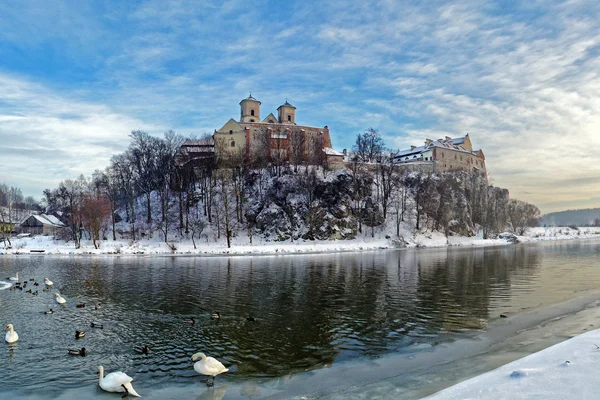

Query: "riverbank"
<box><xmin>1</xmin><ymin>226</ymin><xmax>599</xmax><ymax>256</ymax></box>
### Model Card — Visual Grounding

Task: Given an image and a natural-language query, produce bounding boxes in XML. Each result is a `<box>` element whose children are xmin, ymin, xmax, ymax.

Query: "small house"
<box><xmin>19</xmin><ymin>214</ymin><xmax>66</xmax><ymax>236</ymax></box>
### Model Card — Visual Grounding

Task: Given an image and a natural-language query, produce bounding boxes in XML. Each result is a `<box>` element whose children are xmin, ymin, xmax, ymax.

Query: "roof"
<box><xmin>323</xmin><ymin>147</ymin><xmax>344</xmax><ymax>156</ymax></box>
<box><xmin>240</xmin><ymin>95</ymin><xmax>261</xmax><ymax>104</ymax></box>
<box><xmin>21</xmin><ymin>214</ymin><xmax>65</xmax><ymax>227</ymax></box>
<box><xmin>394</xmin><ymin>135</ymin><xmax>475</xmax><ymax>161</ymax></box>
<box><xmin>277</xmin><ymin>100</ymin><xmax>296</xmax><ymax>109</ymax></box>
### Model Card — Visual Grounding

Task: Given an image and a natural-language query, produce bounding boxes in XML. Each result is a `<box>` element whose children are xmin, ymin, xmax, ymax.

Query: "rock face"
<box><xmin>252</xmin><ymin>170</ymin><xmax>360</xmax><ymax>241</ymax></box>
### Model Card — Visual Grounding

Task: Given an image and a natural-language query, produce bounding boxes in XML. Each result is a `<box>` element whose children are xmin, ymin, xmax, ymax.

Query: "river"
<box><xmin>1</xmin><ymin>239</ymin><xmax>599</xmax><ymax>399</ymax></box>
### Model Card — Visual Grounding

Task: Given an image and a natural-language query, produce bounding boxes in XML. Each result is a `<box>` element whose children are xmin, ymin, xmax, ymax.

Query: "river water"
<box><xmin>1</xmin><ymin>239</ymin><xmax>600</xmax><ymax>399</ymax></box>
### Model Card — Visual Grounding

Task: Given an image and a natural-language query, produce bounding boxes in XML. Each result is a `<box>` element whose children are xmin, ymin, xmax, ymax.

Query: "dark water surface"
<box><xmin>1</xmin><ymin>240</ymin><xmax>600</xmax><ymax>398</ymax></box>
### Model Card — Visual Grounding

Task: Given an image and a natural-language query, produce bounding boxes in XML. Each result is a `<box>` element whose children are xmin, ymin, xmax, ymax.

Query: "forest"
<box><xmin>4</xmin><ymin>130</ymin><xmax>541</xmax><ymax>249</ymax></box>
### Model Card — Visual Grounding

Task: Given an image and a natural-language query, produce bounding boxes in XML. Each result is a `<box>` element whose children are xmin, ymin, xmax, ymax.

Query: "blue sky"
<box><xmin>1</xmin><ymin>0</ymin><xmax>600</xmax><ymax>213</ymax></box>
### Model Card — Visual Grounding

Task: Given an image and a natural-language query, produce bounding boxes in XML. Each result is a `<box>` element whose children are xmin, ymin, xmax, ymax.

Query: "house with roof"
<box><xmin>393</xmin><ymin>134</ymin><xmax>486</xmax><ymax>177</ymax></box>
<box><xmin>213</xmin><ymin>95</ymin><xmax>334</xmax><ymax>167</ymax></box>
<box><xmin>19</xmin><ymin>214</ymin><xmax>67</xmax><ymax>236</ymax></box>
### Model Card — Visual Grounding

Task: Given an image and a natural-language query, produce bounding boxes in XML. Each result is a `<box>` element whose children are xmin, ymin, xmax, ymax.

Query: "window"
<box><xmin>251</xmin><ymin>110</ymin><xmax>255</xmax><ymax>116</ymax></box>
<box><xmin>268</xmin><ymin>119</ymin><xmax>274</xmax><ymax>123</ymax></box>
<box><xmin>229</xmin><ymin>130</ymin><xmax>233</xmax><ymax>134</ymax></box>
<box><xmin>231</xmin><ymin>141</ymin><xmax>235</xmax><ymax>147</ymax></box>
<box><xmin>287</xmin><ymin>115</ymin><xmax>291</xmax><ymax>122</ymax></box>
<box><xmin>250</xmin><ymin>119</ymin><xmax>254</xmax><ymax>122</ymax></box>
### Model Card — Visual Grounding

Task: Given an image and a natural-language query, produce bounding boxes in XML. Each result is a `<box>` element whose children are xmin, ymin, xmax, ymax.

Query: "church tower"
<box><xmin>277</xmin><ymin>100</ymin><xmax>296</xmax><ymax>124</ymax></box>
<box><xmin>240</xmin><ymin>94</ymin><xmax>261</xmax><ymax>123</ymax></box>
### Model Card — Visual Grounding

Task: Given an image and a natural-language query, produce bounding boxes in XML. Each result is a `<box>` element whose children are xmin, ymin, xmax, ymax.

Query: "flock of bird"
<box><xmin>3</xmin><ymin>271</ymin><xmax>231</xmax><ymax>397</ymax></box>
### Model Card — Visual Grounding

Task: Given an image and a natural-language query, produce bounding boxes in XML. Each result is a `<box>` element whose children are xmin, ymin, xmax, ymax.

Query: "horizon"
<box><xmin>2</xmin><ymin>1</ymin><xmax>600</xmax><ymax>214</ymax></box>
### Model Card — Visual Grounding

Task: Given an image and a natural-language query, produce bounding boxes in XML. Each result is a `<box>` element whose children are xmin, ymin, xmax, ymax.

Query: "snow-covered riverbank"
<box><xmin>1</xmin><ymin>226</ymin><xmax>599</xmax><ymax>256</ymax></box>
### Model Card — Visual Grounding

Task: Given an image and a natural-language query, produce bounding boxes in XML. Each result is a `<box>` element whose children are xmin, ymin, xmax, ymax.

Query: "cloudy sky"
<box><xmin>1</xmin><ymin>0</ymin><xmax>600</xmax><ymax>213</ymax></box>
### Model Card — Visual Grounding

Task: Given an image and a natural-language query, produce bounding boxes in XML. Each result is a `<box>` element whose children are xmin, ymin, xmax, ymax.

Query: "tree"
<box><xmin>353</xmin><ymin>128</ymin><xmax>385</xmax><ymax>163</ymax></box>
<box><xmin>508</xmin><ymin>199</ymin><xmax>541</xmax><ymax>235</ymax></box>
<box><xmin>80</xmin><ymin>190</ymin><xmax>111</xmax><ymax>249</ymax></box>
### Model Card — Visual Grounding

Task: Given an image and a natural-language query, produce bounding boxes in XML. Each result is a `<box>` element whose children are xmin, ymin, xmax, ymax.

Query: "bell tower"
<box><xmin>240</xmin><ymin>94</ymin><xmax>261</xmax><ymax>123</ymax></box>
<box><xmin>277</xmin><ymin>100</ymin><xmax>296</xmax><ymax>124</ymax></box>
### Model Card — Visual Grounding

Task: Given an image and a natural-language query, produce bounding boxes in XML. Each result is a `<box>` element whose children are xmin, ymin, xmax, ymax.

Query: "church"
<box><xmin>214</xmin><ymin>95</ymin><xmax>340</xmax><ymax>167</ymax></box>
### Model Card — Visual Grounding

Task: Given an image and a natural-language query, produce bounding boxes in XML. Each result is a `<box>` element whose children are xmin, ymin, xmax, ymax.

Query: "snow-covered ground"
<box><xmin>425</xmin><ymin>328</ymin><xmax>600</xmax><ymax>399</ymax></box>
<box><xmin>1</xmin><ymin>226</ymin><xmax>599</xmax><ymax>256</ymax></box>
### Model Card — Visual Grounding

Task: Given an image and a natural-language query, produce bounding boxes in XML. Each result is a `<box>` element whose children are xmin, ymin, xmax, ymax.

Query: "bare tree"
<box><xmin>353</xmin><ymin>128</ymin><xmax>385</xmax><ymax>163</ymax></box>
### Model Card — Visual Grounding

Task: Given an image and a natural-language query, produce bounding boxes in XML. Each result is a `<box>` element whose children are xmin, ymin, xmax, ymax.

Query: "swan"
<box><xmin>97</xmin><ymin>366</ymin><xmax>141</xmax><ymax>397</ymax></box>
<box><xmin>9</xmin><ymin>272</ymin><xmax>18</xmax><ymax>282</ymax></box>
<box><xmin>190</xmin><ymin>352</ymin><xmax>229</xmax><ymax>387</ymax></box>
<box><xmin>134</xmin><ymin>345</ymin><xmax>150</xmax><ymax>355</ymax></box>
<box><xmin>44</xmin><ymin>277</ymin><xmax>53</xmax><ymax>286</ymax></box>
<box><xmin>55</xmin><ymin>293</ymin><xmax>66</xmax><ymax>304</ymax></box>
<box><xmin>68</xmin><ymin>347</ymin><xmax>86</xmax><ymax>356</ymax></box>
<box><xmin>75</xmin><ymin>330</ymin><xmax>86</xmax><ymax>339</ymax></box>
<box><xmin>5</xmin><ymin>324</ymin><xmax>19</xmax><ymax>343</ymax></box>
<box><xmin>211</xmin><ymin>312</ymin><xmax>221</xmax><ymax>319</ymax></box>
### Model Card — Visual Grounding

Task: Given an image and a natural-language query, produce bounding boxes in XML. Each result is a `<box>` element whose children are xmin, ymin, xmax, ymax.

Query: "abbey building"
<box><xmin>213</xmin><ymin>95</ymin><xmax>339</xmax><ymax>166</ymax></box>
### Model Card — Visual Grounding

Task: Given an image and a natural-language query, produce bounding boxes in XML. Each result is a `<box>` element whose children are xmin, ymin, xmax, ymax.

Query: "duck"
<box><xmin>44</xmin><ymin>309</ymin><xmax>54</xmax><ymax>315</ymax></box>
<box><xmin>44</xmin><ymin>277</ymin><xmax>53</xmax><ymax>286</ymax></box>
<box><xmin>94</xmin><ymin>304</ymin><xmax>101</xmax><ymax>310</ymax></box>
<box><xmin>5</xmin><ymin>324</ymin><xmax>19</xmax><ymax>343</ymax></box>
<box><xmin>190</xmin><ymin>352</ymin><xmax>229</xmax><ymax>387</ymax></box>
<box><xmin>90</xmin><ymin>322</ymin><xmax>104</xmax><ymax>329</ymax></box>
<box><xmin>33</xmin><ymin>282</ymin><xmax>39</xmax><ymax>286</ymax></box>
<box><xmin>246</xmin><ymin>316</ymin><xmax>256</xmax><ymax>322</ymax></box>
<box><xmin>29</xmin><ymin>278</ymin><xmax>35</xmax><ymax>281</ymax></box>
<box><xmin>211</xmin><ymin>312</ymin><xmax>221</xmax><ymax>320</ymax></box>
<box><xmin>32</xmin><ymin>290</ymin><xmax>38</xmax><ymax>296</ymax></box>
<box><xmin>55</xmin><ymin>293</ymin><xmax>67</xmax><ymax>304</ymax></box>
<box><xmin>97</xmin><ymin>366</ymin><xmax>141</xmax><ymax>397</ymax></box>
<box><xmin>76</xmin><ymin>303</ymin><xmax>85</xmax><ymax>308</ymax></box>
<box><xmin>75</xmin><ymin>330</ymin><xmax>86</xmax><ymax>339</ymax></box>
<box><xmin>9</xmin><ymin>272</ymin><xmax>18</xmax><ymax>282</ymax></box>
<box><xmin>42</xmin><ymin>287</ymin><xmax>50</xmax><ymax>292</ymax></box>
<box><xmin>183</xmin><ymin>317</ymin><xmax>195</xmax><ymax>324</ymax></box>
<box><xmin>25</xmin><ymin>289</ymin><xmax>32</xmax><ymax>294</ymax></box>
<box><xmin>68</xmin><ymin>347</ymin><xmax>86</xmax><ymax>356</ymax></box>
<box><xmin>134</xmin><ymin>345</ymin><xmax>150</xmax><ymax>355</ymax></box>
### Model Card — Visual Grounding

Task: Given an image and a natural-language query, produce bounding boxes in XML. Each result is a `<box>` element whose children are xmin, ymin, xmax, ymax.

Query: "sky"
<box><xmin>1</xmin><ymin>0</ymin><xmax>600</xmax><ymax>213</ymax></box>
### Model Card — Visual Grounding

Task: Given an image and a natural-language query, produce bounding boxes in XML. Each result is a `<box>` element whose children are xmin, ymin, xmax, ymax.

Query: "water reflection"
<box><xmin>1</xmin><ymin>240</ymin><xmax>599</xmax><ymax>395</ymax></box>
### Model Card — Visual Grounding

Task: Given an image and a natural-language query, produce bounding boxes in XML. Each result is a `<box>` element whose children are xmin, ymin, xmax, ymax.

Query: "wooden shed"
<box><xmin>19</xmin><ymin>214</ymin><xmax>66</xmax><ymax>236</ymax></box>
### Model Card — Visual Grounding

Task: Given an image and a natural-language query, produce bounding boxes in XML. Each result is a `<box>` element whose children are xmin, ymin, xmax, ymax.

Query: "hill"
<box><xmin>541</xmin><ymin>208</ymin><xmax>600</xmax><ymax>226</ymax></box>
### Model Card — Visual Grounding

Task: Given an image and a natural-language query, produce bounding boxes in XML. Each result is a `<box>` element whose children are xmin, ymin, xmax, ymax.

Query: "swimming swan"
<box><xmin>190</xmin><ymin>352</ymin><xmax>229</xmax><ymax>386</ymax></box>
<box><xmin>9</xmin><ymin>272</ymin><xmax>18</xmax><ymax>282</ymax></box>
<box><xmin>55</xmin><ymin>293</ymin><xmax>67</xmax><ymax>304</ymax></box>
<box><xmin>97</xmin><ymin>366</ymin><xmax>141</xmax><ymax>397</ymax></box>
<box><xmin>5</xmin><ymin>324</ymin><xmax>19</xmax><ymax>343</ymax></box>
<box><xmin>44</xmin><ymin>277</ymin><xmax>53</xmax><ymax>286</ymax></box>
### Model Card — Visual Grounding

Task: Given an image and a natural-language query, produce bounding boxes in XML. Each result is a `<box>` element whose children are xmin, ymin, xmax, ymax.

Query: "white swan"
<box><xmin>55</xmin><ymin>293</ymin><xmax>66</xmax><ymax>304</ymax></box>
<box><xmin>191</xmin><ymin>352</ymin><xmax>229</xmax><ymax>386</ymax></box>
<box><xmin>97</xmin><ymin>366</ymin><xmax>141</xmax><ymax>397</ymax></box>
<box><xmin>44</xmin><ymin>277</ymin><xmax>53</xmax><ymax>286</ymax></box>
<box><xmin>9</xmin><ymin>272</ymin><xmax>18</xmax><ymax>282</ymax></box>
<box><xmin>5</xmin><ymin>324</ymin><xmax>19</xmax><ymax>343</ymax></box>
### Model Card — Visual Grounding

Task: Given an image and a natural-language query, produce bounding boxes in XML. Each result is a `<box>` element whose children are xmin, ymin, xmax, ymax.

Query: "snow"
<box><xmin>425</xmin><ymin>328</ymin><xmax>600</xmax><ymax>399</ymax></box>
<box><xmin>0</xmin><ymin>226</ymin><xmax>599</xmax><ymax>256</ymax></box>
